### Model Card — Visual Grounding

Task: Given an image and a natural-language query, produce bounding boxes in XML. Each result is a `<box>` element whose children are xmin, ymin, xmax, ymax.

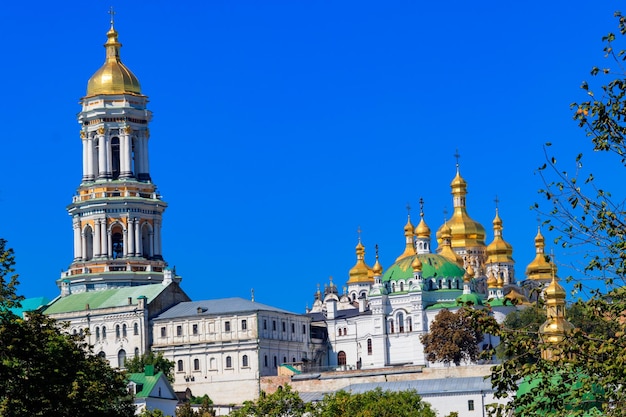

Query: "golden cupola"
<box><xmin>86</xmin><ymin>19</ymin><xmax>142</xmax><ymax>97</ymax></box>
<box><xmin>395</xmin><ymin>212</ymin><xmax>415</xmax><ymax>262</ymax></box>
<box><xmin>437</xmin><ymin>221</ymin><xmax>464</xmax><ymax>266</ymax></box>
<box><xmin>372</xmin><ymin>245</ymin><xmax>383</xmax><ymax>276</ymax></box>
<box><xmin>539</xmin><ymin>274</ymin><xmax>574</xmax><ymax>359</ymax></box>
<box><xmin>525</xmin><ymin>227</ymin><xmax>556</xmax><ymax>281</ymax></box>
<box><xmin>348</xmin><ymin>240</ymin><xmax>373</xmax><ymax>284</ymax></box>
<box><xmin>486</xmin><ymin>208</ymin><xmax>514</xmax><ymax>264</ymax></box>
<box><xmin>436</xmin><ymin>165</ymin><xmax>486</xmax><ymax>249</ymax></box>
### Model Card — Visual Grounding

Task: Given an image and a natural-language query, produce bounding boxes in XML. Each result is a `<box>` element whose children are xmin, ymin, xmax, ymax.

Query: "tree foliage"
<box><xmin>310</xmin><ymin>388</ymin><xmax>437</xmax><ymax>417</ymax></box>
<box><xmin>229</xmin><ymin>384</ymin><xmax>309</xmax><ymax>417</ymax></box>
<box><xmin>175</xmin><ymin>395</ymin><xmax>216</xmax><ymax>417</ymax></box>
<box><xmin>0</xmin><ymin>239</ymin><xmax>135</xmax><ymax>417</ymax></box>
<box><xmin>486</xmin><ymin>12</ymin><xmax>626</xmax><ymax>416</ymax></box>
<box><xmin>420</xmin><ymin>308</ymin><xmax>484</xmax><ymax>366</ymax></box>
<box><xmin>125</xmin><ymin>350</ymin><xmax>175</xmax><ymax>383</ymax></box>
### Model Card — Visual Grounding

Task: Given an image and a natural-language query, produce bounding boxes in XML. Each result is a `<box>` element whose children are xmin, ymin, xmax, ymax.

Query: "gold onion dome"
<box><xmin>464</xmin><ymin>264</ymin><xmax>475</xmax><ymax>282</ymax></box>
<box><xmin>86</xmin><ymin>21</ymin><xmax>142</xmax><ymax>96</ymax></box>
<box><xmin>348</xmin><ymin>241</ymin><xmax>372</xmax><ymax>283</ymax></box>
<box><xmin>525</xmin><ymin>227</ymin><xmax>557</xmax><ymax>280</ymax></box>
<box><xmin>486</xmin><ymin>208</ymin><xmax>514</xmax><ymax>263</ymax></box>
<box><xmin>437</xmin><ymin>221</ymin><xmax>464</xmax><ymax>266</ymax></box>
<box><xmin>411</xmin><ymin>253</ymin><xmax>422</xmax><ymax>272</ymax></box>
<box><xmin>415</xmin><ymin>213</ymin><xmax>431</xmax><ymax>239</ymax></box>
<box><xmin>436</xmin><ymin>166</ymin><xmax>486</xmax><ymax>248</ymax></box>
<box><xmin>487</xmin><ymin>271</ymin><xmax>498</xmax><ymax>288</ymax></box>
<box><xmin>395</xmin><ymin>213</ymin><xmax>415</xmax><ymax>262</ymax></box>
<box><xmin>372</xmin><ymin>244</ymin><xmax>383</xmax><ymax>276</ymax></box>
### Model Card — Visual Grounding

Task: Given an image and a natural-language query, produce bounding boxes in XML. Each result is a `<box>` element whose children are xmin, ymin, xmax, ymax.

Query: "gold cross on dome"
<box><xmin>108</xmin><ymin>6</ymin><xmax>116</xmax><ymax>26</ymax></box>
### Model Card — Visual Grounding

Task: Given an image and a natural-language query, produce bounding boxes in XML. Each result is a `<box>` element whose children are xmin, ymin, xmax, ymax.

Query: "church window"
<box><xmin>111</xmin><ymin>137</ymin><xmax>121</xmax><ymax>179</ymax></box>
<box><xmin>122</xmin><ymin>324</ymin><xmax>127</xmax><ymax>338</ymax></box>
<box><xmin>302</xmin><ymin>324</ymin><xmax>306</xmax><ymax>335</ymax></box>
<box><xmin>263</xmin><ymin>319</ymin><xmax>267</xmax><ymax>330</ymax></box>
<box><xmin>225</xmin><ymin>321</ymin><xmax>231</xmax><ymax>332</ymax></box>
<box><xmin>272</xmin><ymin>320</ymin><xmax>276</xmax><ymax>331</ymax></box>
<box><xmin>264</xmin><ymin>355</ymin><xmax>268</xmax><ymax>367</ymax></box>
<box><xmin>282</xmin><ymin>321</ymin><xmax>286</xmax><ymax>332</ymax></box>
<box><xmin>367</xmin><ymin>338</ymin><xmax>373</xmax><ymax>355</ymax></box>
<box><xmin>407</xmin><ymin>317</ymin><xmax>413</xmax><ymax>332</ymax></box>
<box><xmin>400</xmin><ymin>282</ymin><xmax>404</xmax><ymax>292</ymax></box>
<box><xmin>344</xmin><ymin>327</ymin><xmax>348</xmax><ymax>335</ymax></box>
<box><xmin>83</xmin><ymin>225</ymin><xmax>94</xmax><ymax>261</ymax></box>
<box><xmin>291</xmin><ymin>323</ymin><xmax>295</xmax><ymax>333</ymax></box>
<box><xmin>468</xmin><ymin>400</ymin><xmax>475</xmax><ymax>411</ymax></box>
<box><xmin>292</xmin><ymin>357</ymin><xmax>296</xmax><ymax>363</ymax></box>
<box><xmin>447</xmin><ymin>279</ymin><xmax>452</xmax><ymax>289</ymax></box>
<box><xmin>226</xmin><ymin>356</ymin><xmax>232</xmax><ymax>368</ymax></box>
<box><xmin>111</xmin><ymin>227</ymin><xmax>123</xmax><ymax>259</ymax></box>
<box><xmin>194</xmin><ymin>359</ymin><xmax>200</xmax><ymax>371</ymax></box>
<box><xmin>192</xmin><ymin>324</ymin><xmax>198</xmax><ymax>335</ymax></box>
<box><xmin>337</xmin><ymin>351</ymin><xmax>347</xmax><ymax>366</ymax></box>
<box><xmin>388</xmin><ymin>319</ymin><xmax>394</xmax><ymax>334</ymax></box>
<box><xmin>116</xmin><ymin>325</ymin><xmax>121</xmax><ymax>339</ymax></box>
<box><xmin>273</xmin><ymin>356</ymin><xmax>277</xmax><ymax>368</ymax></box>
<box><xmin>241</xmin><ymin>319</ymin><xmax>247</xmax><ymax>330</ymax></box>
<box><xmin>391</xmin><ymin>283</ymin><xmax>396</xmax><ymax>292</ymax></box>
<box><xmin>102</xmin><ymin>326</ymin><xmax>107</xmax><ymax>339</ymax></box>
<box><xmin>177</xmin><ymin>360</ymin><xmax>183</xmax><ymax>372</ymax></box>
<box><xmin>73</xmin><ymin>329</ymin><xmax>77</xmax><ymax>335</ymax></box>
<box><xmin>160</xmin><ymin>326</ymin><xmax>166</xmax><ymax>337</ymax></box>
<box><xmin>338</xmin><ymin>328</ymin><xmax>342</xmax><ymax>336</ymax></box>
<box><xmin>133</xmin><ymin>323</ymin><xmax>139</xmax><ymax>336</ymax></box>
<box><xmin>118</xmin><ymin>349</ymin><xmax>126</xmax><ymax>368</ymax></box>
<box><xmin>95</xmin><ymin>327</ymin><xmax>100</xmax><ymax>340</ymax></box>
<box><xmin>134</xmin><ymin>348</ymin><xmax>139</xmax><ymax>357</ymax></box>
<box><xmin>242</xmin><ymin>355</ymin><xmax>249</xmax><ymax>367</ymax></box>
<box><xmin>176</xmin><ymin>325</ymin><xmax>182</xmax><ymax>336</ymax></box>
<box><xmin>141</xmin><ymin>223</ymin><xmax>152</xmax><ymax>259</ymax></box>
<box><xmin>98</xmin><ymin>351</ymin><xmax>106</xmax><ymax>358</ymax></box>
<box><xmin>398</xmin><ymin>312</ymin><xmax>405</xmax><ymax>333</ymax></box>
<box><xmin>283</xmin><ymin>356</ymin><xmax>287</xmax><ymax>364</ymax></box>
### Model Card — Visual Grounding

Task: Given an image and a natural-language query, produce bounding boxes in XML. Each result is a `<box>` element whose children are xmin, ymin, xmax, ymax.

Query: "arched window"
<box><xmin>111</xmin><ymin>137</ymin><xmax>121</xmax><ymax>179</ymax></box>
<box><xmin>111</xmin><ymin>224</ymin><xmax>124</xmax><ymax>259</ymax></box>
<box><xmin>337</xmin><ymin>351</ymin><xmax>347</xmax><ymax>366</ymax></box>
<box><xmin>95</xmin><ymin>327</ymin><xmax>100</xmax><ymax>340</ymax></box>
<box><xmin>177</xmin><ymin>360</ymin><xmax>183</xmax><ymax>372</ymax></box>
<box><xmin>134</xmin><ymin>347</ymin><xmax>139</xmax><ymax>357</ymax></box>
<box><xmin>283</xmin><ymin>356</ymin><xmax>287</xmax><ymax>364</ymax></box>
<box><xmin>116</xmin><ymin>325</ymin><xmax>121</xmax><ymax>339</ymax></box>
<box><xmin>122</xmin><ymin>324</ymin><xmax>127</xmax><ymax>338</ymax></box>
<box><xmin>273</xmin><ymin>356</ymin><xmax>277</xmax><ymax>368</ymax></box>
<box><xmin>388</xmin><ymin>319</ymin><xmax>395</xmax><ymax>334</ymax></box>
<box><xmin>391</xmin><ymin>283</ymin><xmax>396</xmax><ymax>292</ymax></box>
<box><xmin>83</xmin><ymin>225</ymin><xmax>94</xmax><ymax>261</ymax></box>
<box><xmin>338</xmin><ymin>328</ymin><xmax>342</xmax><ymax>336</ymax></box>
<box><xmin>400</xmin><ymin>282</ymin><xmax>404</xmax><ymax>292</ymax></box>
<box><xmin>98</xmin><ymin>351</ymin><xmax>106</xmax><ymax>358</ymax></box>
<box><xmin>367</xmin><ymin>338</ymin><xmax>373</xmax><ymax>355</ymax></box>
<box><xmin>118</xmin><ymin>349</ymin><xmax>126</xmax><ymax>368</ymax></box>
<box><xmin>194</xmin><ymin>359</ymin><xmax>200</xmax><ymax>371</ymax></box>
<box><xmin>102</xmin><ymin>326</ymin><xmax>107</xmax><ymax>339</ymax></box>
<box><xmin>407</xmin><ymin>317</ymin><xmax>413</xmax><ymax>332</ymax></box>
<box><xmin>141</xmin><ymin>223</ymin><xmax>152</xmax><ymax>259</ymax></box>
<box><xmin>398</xmin><ymin>312</ymin><xmax>405</xmax><ymax>333</ymax></box>
<box><xmin>242</xmin><ymin>355</ymin><xmax>248</xmax><ymax>367</ymax></box>
<box><xmin>264</xmin><ymin>355</ymin><xmax>268</xmax><ymax>367</ymax></box>
<box><xmin>226</xmin><ymin>356</ymin><xmax>232</xmax><ymax>368</ymax></box>
<box><xmin>134</xmin><ymin>322</ymin><xmax>139</xmax><ymax>336</ymax></box>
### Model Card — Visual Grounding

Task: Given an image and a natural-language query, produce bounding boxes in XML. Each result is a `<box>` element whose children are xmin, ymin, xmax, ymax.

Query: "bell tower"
<box><xmin>58</xmin><ymin>13</ymin><xmax>174</xmax><ymax>293</ymax></box>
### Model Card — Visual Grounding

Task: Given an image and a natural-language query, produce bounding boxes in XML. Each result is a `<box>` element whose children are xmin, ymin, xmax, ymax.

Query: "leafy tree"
<box><xmin>0</xmin><ymin>239</ymin><xmax>135</xmax><ymax>417</ymax></box>
<box><xmin>310</xmin><ymin>388</ymin><xmax>437</xmax><ymax>417</ymax></box>
<box><xmin>125</xmin><ymin>350</ymin><xmax>175</xmax><ymax>383</ymax></box>
<box><xmin>420</xmin><ymin>308</ymin><xmax>484</xmax><ymax>366</ymax></box>
<box><xmin>487</xmin><ymin>12</ymin><xmax>626</xmax><ymax>416</ymax></box>
<box><xmin>175</xmin><ymin>396</ymin><xmax>216</xmax><ymax>417</ymax></box>
<box><xmin>140</xmin><ymin>409</ymin><xmax>168</xmax><ymax>417</ymax></box>
<box><xmin>229</xmin><ymin>384</ymin><xmax>309</xmax><ymax>417</ymax></box>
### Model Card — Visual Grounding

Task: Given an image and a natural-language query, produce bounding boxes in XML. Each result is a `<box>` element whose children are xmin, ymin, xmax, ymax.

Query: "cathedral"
<box><xmin>26</xmin><ymin>13</ymin><xmax>560</xmax><ymax>410</ymax></box>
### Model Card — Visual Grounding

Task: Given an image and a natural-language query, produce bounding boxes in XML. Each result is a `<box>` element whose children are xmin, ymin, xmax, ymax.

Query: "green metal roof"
<box><xmin>382</xmin><ymin>254</ymin><xmax>464</xmax><ymax>283</ymax></box>
<box><xmin>9</xmin><ymin>296</ymin><xmax>50</xmax><ymax>317</ymax></box>
<box><xmin>43</xmin><ymin>284</ymin><xmax>167</xmax><ymax>314</ymax></box>
<box><xmin>128</xmin><ymin>371</ymin><xmax>164</xmax><ymax>398</ymax></box>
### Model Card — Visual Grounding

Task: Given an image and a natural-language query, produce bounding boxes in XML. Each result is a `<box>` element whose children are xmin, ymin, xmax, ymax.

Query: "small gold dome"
<box><xmin>525</xmin><ymin>228</ymin><xmax>556</xmax><ymax>281</ymax></box>
<box><xmin>486</xmin><ymin>209</ymin><xmax>514</xmax><ymax>264</ymax></box>
<box><xmin>411</xmin><ymin>255</ymin><xmax>422</xmax><ymax>272</ymax></box>
<box><xmin>395</xmin><ymin>214</ymin><xmax>416</xmax><ymax>262</ymax></box>
<box><xmin>86</xmin><ymin>24</ymin><xmax>142</xmax><ymax>96</ymax></box>
<box><xmin>415</xmin><ymin>216</ymin><xmax>431</xmax><ymax>239</ymax></box>
<box><xmin>544</xmin><ymin>276</ymin><xmax>566</xmax><ymax>299</ymax></box>
<box><xmin>348</xmin><ymin>241</ymin><xmax>372</xmax><ymax>284</ymax></box>
<box><xmin>487</xmin><ymin>271</ymin><xmax>497</xmax><ymax>288</ymax></box>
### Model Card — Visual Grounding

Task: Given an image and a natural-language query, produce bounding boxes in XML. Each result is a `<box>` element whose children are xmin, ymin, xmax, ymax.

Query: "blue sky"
<box><xmin>0</xmin><ymin>1</ymin><xmax>621</xmax><ymax>312</ymax></box>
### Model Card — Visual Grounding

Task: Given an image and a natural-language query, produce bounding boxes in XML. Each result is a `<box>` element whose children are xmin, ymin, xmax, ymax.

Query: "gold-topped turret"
<box><xmin>86</xmin><ymin>10</ymin><xmax>142</xmax><ymax>97</ymax></box>
<box><xmin>436</xmin><ymin>161</ymin><xmax>486</xmax><ymax>249</ymax></box>
<box><xmin>486</xmin><ymin>208</ymin><xmax>514</xmax><ymax>264</ymax></box>
<box><xmin>395</xmin><ymin>205</ymin><xmax>416</xmax><ymax>262</ymax></box>
<box><xmin>372</xmin><ymin>244</ymin><xmax>383</xmax><ymax>276</ymax></box>
<box><xmin>348</xmin><ymin>232</ymin><xmax>373</xmax><ymax>284</ymax></box>
<box><xmin>415</xmin><ymin>199</ymin><xmax>431</xmax><ymax>239</ymax></box>
<box><xmin>539</xmin><ymin>272</ymin><xmax>574</xmax><ymax>360</ymax></box>
<box><xmin>437</xmin><ymin>221</ymin><xmax>464</xmax><ymax>266</ymax></box>
<box><xmin>525</xmin><ymin>227</ymin><xmax>556</xmax><ymax>282</ymax></box>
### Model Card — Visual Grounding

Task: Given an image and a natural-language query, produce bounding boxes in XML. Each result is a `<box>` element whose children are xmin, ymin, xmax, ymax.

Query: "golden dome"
<box><xmin>348</xmin><ymin>241</ymin><xmax>373</xmax><ymax>284</ymax></box>
<box><xmin>486</xmin><ymin>208</ymin><xmax>514</xmax><ymax>264</ymax></box>
<box><xmin>437</xmin><ymin>221</ymin><xmax>464</xmax><ymax>266</ymax></box>
<box><xmin>486</xmin><ymin>271</ymin><xmax>497</xmax><ymax>288</ymax></box>
<box><xmin>544</xmin><ymin>275</ymin><xmax>566</xmax><ymax>300</ymax></box>
<box><xmin>395</xmin><ymin>214</ymin><xmax>416</xmax><ymax>262</ymax></box>
<box><xmin>504</xmin><ymin>288</ymin><xmax>529</xmax><ymax>305</ymax></box>
<box><xmin>525</xmin><ymin>227</ymin><xmax>556</xmax><ymax>281</ymax></box>
<box><xmin>411</xmin><ymin>254</ymin><xmax>422</xmax><ymax>272</ymax></box>
<box><xmin>86</xmin><ymin>23</ymin><xmax>142</xmax><ymax>96</ymax></box>
<box><xmin>436</xmin><ymin>166</ymin><xmax>486</xmax><ymax>249</ymax></box>
<box><xmin>415</xmin><ymin>215</ymin><xmax>431</xmax><ymax>239</ymax></box>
